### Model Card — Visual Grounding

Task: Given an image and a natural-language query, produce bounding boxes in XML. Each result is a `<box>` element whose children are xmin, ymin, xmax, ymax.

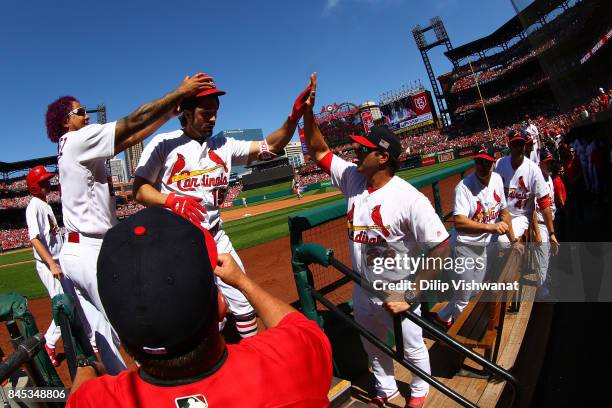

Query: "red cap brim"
<box><xmin>195</xmin><ymin>88</ymin><xmax>226</xmax><ymax>98</ymax></box>
<box><xmin>542</xmin><ymin>157</ymin><xmax>554</xmax><ymax>163</ymax></box>
<box><xmin>472</xmin><ymin>154</ymin><xmax>495</xmax><ymax>162</ymax></box>
<box><xmin>349</xmin><ymin>134</ymin><xmax>377</xmax><ymax>149</ymax></box>
<box><xmin>508</xmin><ymin>136</ymin><xmax>526</xmax><ymax>144</ymax></box>
<box><xmin>40</xmin><ymin>173</ymin><xmax>55</xmax><ymax>182</ymax></box>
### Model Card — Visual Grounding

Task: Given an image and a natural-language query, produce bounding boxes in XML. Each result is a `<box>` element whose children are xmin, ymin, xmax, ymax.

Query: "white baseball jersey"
<box><xmin>26</xmin><ymin>197</ymin><xmax>63</xmax><ymax>261</ymax></box>
<box><xmin>453</xmin><ymin>173</ymin><xmax>507</xmax><ymax>244</ymax></box>
<box><xmin>536</xmin><ymin>174</ymin><xmax>556</xmax><ymax>223</ymax></box>
<box><xmin>529</xmin><ymin>149</ymin><xmax>540</xmax><ymax>164</ymax></box>
<box><xmin>135</xmin><ymin>130</ymin><xmax>251</xmax><ymax>230</ymax></box>
<box><xmin>58</xmin><ymin>122</ymin><xmax>117</xmax><ymax>236</ymax></box>
<box><xmin>525</xmin><ymin>124</ymin><xmax>539</xmax><ymax>146</ymax></box>
<box><xmin>326</xmin><ymin>154</ymin><xmax>449</xmax><ymax>283</ymax></box>
<box><xmin>495</xmin><ymin>156</ymin><xmax>549</xmax><ymax>218</ymax></box>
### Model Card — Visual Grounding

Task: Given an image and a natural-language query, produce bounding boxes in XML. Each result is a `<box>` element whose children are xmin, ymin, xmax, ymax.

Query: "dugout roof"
<box><xmin>445</xmin><ymin>0</ymin><xmax>566</xmax><ymax>61</ymax></box>
<box><xmin>0</xmin><ymin>156</ymin><xmax>57</xmax><ymax>173</ymax></box>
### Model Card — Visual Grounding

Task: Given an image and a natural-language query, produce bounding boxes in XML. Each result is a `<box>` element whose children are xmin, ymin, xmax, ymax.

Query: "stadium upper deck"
<box><xmin>439</xmin><ymin>0</ymin><xmax>611</xmax><ymax>128</ymax></box>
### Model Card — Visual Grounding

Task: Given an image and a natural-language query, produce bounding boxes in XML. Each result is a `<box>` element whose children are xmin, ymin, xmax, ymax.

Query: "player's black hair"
<box><xmin>387</xmin><ymin>153</ymin><xmax>400</xmax><ymax>175</ymax></box>
<box><xmin>180</xmin><ymin>95</ymin><xmax>220</xmax><ymax>112</ymax></box>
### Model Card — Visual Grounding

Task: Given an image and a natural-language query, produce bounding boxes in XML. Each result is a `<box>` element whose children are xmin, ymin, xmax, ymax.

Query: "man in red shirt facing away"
<box><xmin>66</xmin><ymin>207</ymin><xmax>332</xmax><ymax>408</ymax></box>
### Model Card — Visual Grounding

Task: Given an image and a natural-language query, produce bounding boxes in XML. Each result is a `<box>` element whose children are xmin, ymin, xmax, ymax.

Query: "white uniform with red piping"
<box><xmin>26</xmin><ymin>197</ymin><xmax>64</xmax><ymax>348</ymax></box>
<box><xmin>135</xmin><ymin>130</ymin><xmax>257</xmax><ymax>337</ymax></box>
<box><xmin>319</xmin><ymin>151</ymin><xmax>449</xmax><ymax>399</ymax></box>
<box><xmin>58</xmin><ymin>122</ymin><xmax>127</xmax><ymax>374</ymax></box>
<box><xmin>494</xmin><ymin>156</ymin><xmax>550</xmax><ymax>242</ymax></box>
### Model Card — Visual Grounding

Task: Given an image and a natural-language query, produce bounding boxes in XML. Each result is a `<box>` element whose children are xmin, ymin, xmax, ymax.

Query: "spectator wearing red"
<box><xmin>67</xmin><ymin>208</ymin><xmax>332</xmax><ymax>408</ymax></box>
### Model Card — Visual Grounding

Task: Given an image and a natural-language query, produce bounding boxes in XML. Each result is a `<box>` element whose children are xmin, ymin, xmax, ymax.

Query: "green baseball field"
<box><xmin>0</xmin><ymin>158</ymin><xmax>469</xmax><ymax>299</ymax></box>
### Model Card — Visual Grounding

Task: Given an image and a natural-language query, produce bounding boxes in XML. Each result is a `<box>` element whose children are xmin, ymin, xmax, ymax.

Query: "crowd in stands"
<box><xmin>454</xmin><ymin>72</ymin><xmax>549</xmax><ymax>114</ymax></box>
<box><xmin>222</xmin><ymin>182</ymin><xmax>243</xmax><ymax>205</ymax></box>
<box><xmin>0</xmin><ymin>191</ymin><xmax>60</xmax><ymax>209</ymax></box>
<box><xmin>0</xmin><ymin>228</ymin><xmax>29</xmax><ymax>251</ymax></box>
<box><xmin>296</xmin><ymin>170</ymin><xmax>330</xmax><ymax>186</ymax></box>
<box><xmin>450</xmin><ymin>38</ymin><xmax>557</xmax><ymax>93</ymax></box>
<box><xmin>0</xmin><ymin>175</ymin><xmax>58</xmax><ymax>194</ymax></box>
<box><xmin>116</xmin><ymin>203</ymin><xmax>145</xmax><ymax>219</ymax></box>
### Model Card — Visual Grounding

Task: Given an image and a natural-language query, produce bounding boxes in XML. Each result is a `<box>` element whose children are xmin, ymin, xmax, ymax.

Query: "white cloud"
<box><xmin>325</xmin><ymin>0</ymin><xmax>342</xmax><ymax>12</ymax></box>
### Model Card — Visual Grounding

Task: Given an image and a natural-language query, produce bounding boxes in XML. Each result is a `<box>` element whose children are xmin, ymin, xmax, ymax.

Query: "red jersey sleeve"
<box><xmin>240</xmin><ymin>312</ymin><xmax>333</xmax><ymax>405</ymax></box>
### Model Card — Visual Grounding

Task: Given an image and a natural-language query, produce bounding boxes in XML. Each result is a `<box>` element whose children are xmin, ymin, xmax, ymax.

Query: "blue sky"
<box><xmin>1</xmin><ymin>0</ymin><xmax>519</xmax><ymax>162</ymax></box>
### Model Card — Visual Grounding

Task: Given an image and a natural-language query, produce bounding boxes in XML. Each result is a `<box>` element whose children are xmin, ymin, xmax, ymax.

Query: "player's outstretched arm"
<box><xmin>246</xmin><ymin>73</ymin><xmax>316</xmax><ymax>163</ymax></box>
<box><xmin>114</xmin><ymin>74</ymin><xmax>215</xmax><ymax>153</ymax></box>
<box><xmin>302</xmin><ymin>75</ymin><xmax>331</xmax><ymax>165</ymax></box>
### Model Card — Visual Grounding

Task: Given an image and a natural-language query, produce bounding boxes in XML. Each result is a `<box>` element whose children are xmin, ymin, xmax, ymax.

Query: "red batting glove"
<box><xmin>288</xmin><ymin>85</ymin><xmax>312</xmax><ymax>123</ymax></box>
<box><xmin>164</xmin><ymin>192</ymin><xmax>207</xmax><ymax>229</ymax></box>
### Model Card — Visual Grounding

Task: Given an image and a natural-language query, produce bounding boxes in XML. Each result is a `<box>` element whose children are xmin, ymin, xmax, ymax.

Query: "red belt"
<box><xmin>68</xmin><ymin>232</ymin><xmax>80</xmax><ymax>243</ymax></box>
<box><xmin>67</xmin><ymin>232</ymin><xmax>104</xmax><ymax>243</ymax></box>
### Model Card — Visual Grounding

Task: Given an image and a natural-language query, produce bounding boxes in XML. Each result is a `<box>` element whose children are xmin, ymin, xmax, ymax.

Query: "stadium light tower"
<box><xmin>412</xmin><ymin>17</ymin><xmax>456</xmax><ymax>127</ymax></box>
<box><xmin>85</xmin><ymin>104</ymin><xmax>107</xmax><ymax>124</ymax></box>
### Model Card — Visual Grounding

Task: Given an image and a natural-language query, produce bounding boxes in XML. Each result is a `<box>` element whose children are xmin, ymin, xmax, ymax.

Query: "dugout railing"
<box><xmin>291</xmin><ymin>243</ymin><xmax>519</xmax><ymax>408</ymax></box>
<box><xmin>0</xmin><ymin>292</ymin><xmax>97</xmax><ymax>407</ymax></box>
<box><xmin>287</xmin><ymin>160</ymin><xmax>520</xmax><ymax>407</ymax></box>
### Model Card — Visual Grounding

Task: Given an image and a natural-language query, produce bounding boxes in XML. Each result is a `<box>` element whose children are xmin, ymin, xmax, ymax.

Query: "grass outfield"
<box><xmin>0</xmin><ymin>256</ymin><xmax>46</xmax><ymax>299</ymax></box>
<box><xmin>0</xmin><ymin>250</ymin><xmax>34</xmax><ymax>266</ymax></box>
<box><xmin>224</xmin><ymin>194</ymin><xmax>343</xmax><ymax>250</ymax></box>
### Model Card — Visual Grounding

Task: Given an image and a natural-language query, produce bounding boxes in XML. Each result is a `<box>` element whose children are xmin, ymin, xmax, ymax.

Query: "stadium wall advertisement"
<box><xmin>421</xmin><ymin>156</ymin><xmax>436</xmax><ymax>166</ymax></box>
<box><xmin>580</xmin><ymin>27</ymin><xmax>611</xmax><ymax>64</ymax></box>
<box><xmin>381</xmin><ymin>91</ymin><xmax>435</xmax><ymax>133</ymax></box>
<box><xmin>437</xmin><ymin>149</ymin><xmax>455</xmax><ymax>163</ymax></box>
<box><xmin>459</xmin><ymin>147</ymin><xmax>475</xmax><ymax>157</ymax></box>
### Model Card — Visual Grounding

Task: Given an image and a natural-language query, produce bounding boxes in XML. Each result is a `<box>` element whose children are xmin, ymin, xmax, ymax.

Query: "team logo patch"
<box><xmin>415</xmin><ymin>96</ymin><xmax>427</xmax><ymax>110</ymax></box>
<box><xmin>175</xmin><ymin>394</ymin><xmax>208</xmax><ymax>408</ymax></box>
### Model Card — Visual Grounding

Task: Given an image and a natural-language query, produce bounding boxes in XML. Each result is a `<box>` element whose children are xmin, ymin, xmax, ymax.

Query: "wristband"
<box><xmin>76</xmin><ymin>356</ymin><xmax>99</xmax><ymax>376</ymax></box>
<box><xmin>549</xmin><ymin>231</ymin><xmax>556</xmax><ymax>237</ymax></box>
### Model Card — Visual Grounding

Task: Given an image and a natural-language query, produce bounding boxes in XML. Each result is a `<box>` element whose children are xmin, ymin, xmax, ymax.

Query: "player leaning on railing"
<box><xmin>302</xmin><ymin>73</ymin><xmax>450</xmax><ymax>408</ymax></box>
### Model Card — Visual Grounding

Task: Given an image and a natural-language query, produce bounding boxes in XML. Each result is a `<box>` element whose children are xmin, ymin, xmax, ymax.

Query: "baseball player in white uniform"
<box><xmin>524</xmin><ymin>115</ymin><xmax>540</xmax><ymax>163</ymax></box>
<box><xmin>533</xmin><ymin>149</ymin><xmax>557</xmax><ymax>297</ymax></box>
<box><xmin>495</xmin><ymin>130</ymin><xmax>558</xmax><ymax>247</ymax></box>
<box><xmin>302</xmin><ymin>74</ymin><xmax>449</xmax><ymax>408</ymax></box>
<box><xmin>133</xmin><ymin>74</ymin><xmax>315</xmax><ymax>339</ymax></box>
<box><xmin>45</xmin><ymin>73</ymin><xmax>214</xmax><ymax>374</ymax></box>
<box><xmin>434</xmin><ymin>146</ymin><xmax>521</xmax><ymax>327</ymax></box>
<box><xmin>25</xmin><ymin>166</ymin><xmax>65</xmax><ymax>366</ymax></box>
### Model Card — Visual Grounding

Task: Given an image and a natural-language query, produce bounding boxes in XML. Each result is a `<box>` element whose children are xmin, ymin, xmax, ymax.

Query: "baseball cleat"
<box><xmin>368</xmin><ymin>389</ymin><xmax>400</xmax><ymax>407</ymax></box>
<box><xmin>406</xmin><ymin>394</ymin><xmax>428</xmax><ymax>408</ymax></box>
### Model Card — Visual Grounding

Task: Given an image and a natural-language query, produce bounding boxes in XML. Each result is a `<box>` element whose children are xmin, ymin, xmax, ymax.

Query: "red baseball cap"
<box><xmin>472</xmin><ymin>144</ymin><xmax>496</xmax><ymax>162</ymax></box>
<box><xmin>195</xmin><ymin>88</ymin><xmax>226</xmax><ymax>98</ymax></box>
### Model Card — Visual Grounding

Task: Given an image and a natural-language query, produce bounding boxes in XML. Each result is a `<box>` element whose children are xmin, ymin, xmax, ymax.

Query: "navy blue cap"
<box><xmin>98</xmin><ymin>207</ymin><xmax>219</xmax><ymax>356</ymax></box>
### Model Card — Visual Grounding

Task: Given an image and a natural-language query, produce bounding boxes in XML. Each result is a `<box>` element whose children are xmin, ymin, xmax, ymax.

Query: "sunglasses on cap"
<box><xmin>67</xmin><ymin>107</ymin><xmax>87</xmax><ymax>117</ymax></box>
